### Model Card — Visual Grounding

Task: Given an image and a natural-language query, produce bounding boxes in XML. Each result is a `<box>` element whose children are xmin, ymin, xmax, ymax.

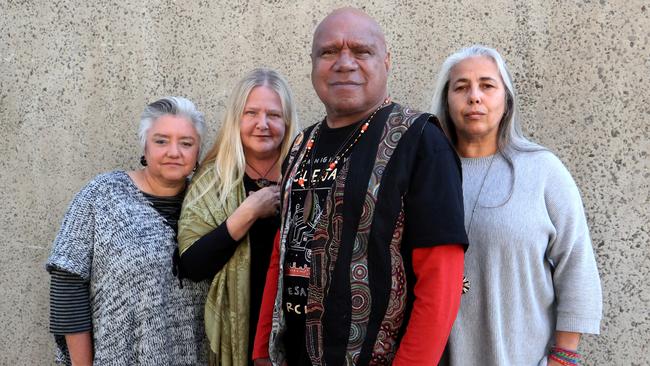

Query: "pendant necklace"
<box><xmin>467</xmin><ymin>153</ymin><xmax>496</xmax><ymax>236</ymax></box>
<box><xmin>246</xmin><ymin>159</ymin><xmax>278</xmax><ymax>188</ymax></box>
<box><xmin>462</xmin><ymin>153</ymin><xmax>496</xmax><ymax>294</ymax></box>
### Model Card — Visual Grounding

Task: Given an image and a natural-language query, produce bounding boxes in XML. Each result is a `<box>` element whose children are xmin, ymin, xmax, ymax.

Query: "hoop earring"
<box><xmin>140</xmin><ymin>156</ymin><xmax>148</xmax><ymax>166</ymax></box>
<box><xmin>193</xmin><ymin>162</ymin><xmax>199</xmax><ymax>172</ymax></box>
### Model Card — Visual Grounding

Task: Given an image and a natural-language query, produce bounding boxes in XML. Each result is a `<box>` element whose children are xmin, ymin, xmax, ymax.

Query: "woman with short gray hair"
<box><xmin>432</xmin><ymin>45</ymin><xmax>602</xmax><ymax>366</ymax></box>
<box><xmin>47</xmin><ymin>96</ymin><xmax>210</xmax><ymax>365</ymax></box>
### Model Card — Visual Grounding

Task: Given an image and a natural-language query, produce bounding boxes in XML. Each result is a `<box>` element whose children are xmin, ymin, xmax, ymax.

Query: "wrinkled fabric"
<box><xmin>178</xmin><ymin>165</ymin><xmax>251</xmax><ymax>366</ymax></box>
<box><xmin>47</xmin><ymin>171</ymin><xmax>209</xmax><ymax>365</ymax></box>
<box><xmin>269</xmin><ymin>104</ymin><xmax>467</xmax><ymax>365</ymax></box>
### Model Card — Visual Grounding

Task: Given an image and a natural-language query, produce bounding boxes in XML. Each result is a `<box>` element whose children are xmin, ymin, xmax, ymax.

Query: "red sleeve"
<box><xmin>252</xmin><ymin>230</ymin><xmax>281</xmax><ymax>360</ymax></box>
<box><xmin>392</xmin><ymin>244</ymin><xmax>464</xmax><ymax>366</ymax></box>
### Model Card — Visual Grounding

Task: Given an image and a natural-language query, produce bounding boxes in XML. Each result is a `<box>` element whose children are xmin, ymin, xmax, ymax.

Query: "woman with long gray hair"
<box><xmin>177</xmin><ymin>68</ymin><xmax>297</xmax><ymax>366</ymax></box>
<box><xmin>46</xmin><ymin>97</ymin><xmax>210</xmax><ymax>365</ymax></box>
<box><xmin>431</xmin><ymin>45</ymin><xmax>602</xmax><ymax>366</ymax></box>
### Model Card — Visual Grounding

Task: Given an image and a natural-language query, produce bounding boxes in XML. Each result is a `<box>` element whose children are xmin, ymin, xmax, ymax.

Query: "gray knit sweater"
<box><xmin>47</xmin><ymin>171</ymin><xmax>210</xmax><ymax>365</ymax></box>
<box><xmin>443</xmin><ymin>150</ymin><xmax>602</xmax><ymax>366</ymax></box>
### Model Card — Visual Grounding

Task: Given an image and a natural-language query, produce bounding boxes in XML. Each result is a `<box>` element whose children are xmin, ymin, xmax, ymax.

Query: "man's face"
<box><xmin>311</xmin><ymin>12</ymin><xmax>390</xmax><ymax>122</ymax></box>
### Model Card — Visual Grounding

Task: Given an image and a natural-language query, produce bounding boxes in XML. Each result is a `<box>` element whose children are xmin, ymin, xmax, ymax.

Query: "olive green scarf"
<box><xmin>178</xmin><ymin>165</ymin><xmax>250</xmax><ymax>366</ymax></box>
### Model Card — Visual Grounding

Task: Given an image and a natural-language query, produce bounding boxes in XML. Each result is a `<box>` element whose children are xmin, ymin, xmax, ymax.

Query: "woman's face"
<box><xmin>447</xmin><ymin>56</ymin><xmax>506</xmax><ymax>147</ymax></box>
<box><xmin>143</xmin><ymin>114</ymin><xmax>200</xmax><ymax>184</ymax></box>
<box><xmin>240</xmin><ymin>86</ymin><xmax>286</xmax><ymax>161</ymax></box>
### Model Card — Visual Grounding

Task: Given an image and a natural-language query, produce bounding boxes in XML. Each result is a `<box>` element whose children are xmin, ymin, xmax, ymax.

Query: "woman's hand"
<box><xmin>244</xmin><ymin>185</ymin><xmax>281</xmax><ymax>219</ymax></box>
<box><xmin>226</xmin><ymin>185</ymin><xmax>280</xmax><ymax>241</ymax></box>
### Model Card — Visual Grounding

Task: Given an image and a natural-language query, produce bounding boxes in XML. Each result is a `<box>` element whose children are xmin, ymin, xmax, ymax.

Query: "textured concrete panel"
<box><xmin>1</xmin><ymin>1</ymin><xmax>648</xmax><ymax>365</ymax></box>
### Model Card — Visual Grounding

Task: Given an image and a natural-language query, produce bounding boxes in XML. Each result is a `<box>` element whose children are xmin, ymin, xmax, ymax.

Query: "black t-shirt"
<box><xmin>282</xmin><ymin>121</ymin><xmax>359</xmax><ymax>365</ymax></box>
<box><xmin>280</xmin><ymin>108</ymin><xmax>467</xmax><ymax>365</ymax></box>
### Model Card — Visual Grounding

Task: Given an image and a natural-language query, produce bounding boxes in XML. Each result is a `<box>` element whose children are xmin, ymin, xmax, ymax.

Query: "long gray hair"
<box><xmin>138</xmin><ymin>96</ymin><xmax>207</xmax><ymax>153</ymax></box>
<box><xmin>431</xmin><ymin>44</ymin><xmax>540</xmax><ymax>154</ymax></box>
<box><xmin>431</xmin><ymin>45</ymin><xmax>543</xmax><ymax>206</ymax></box>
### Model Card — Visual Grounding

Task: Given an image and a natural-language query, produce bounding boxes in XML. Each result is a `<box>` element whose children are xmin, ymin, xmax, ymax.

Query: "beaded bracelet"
<box><xmin>549</xmin><ymin>346</ymin><xmax>581</xmax><ymax>365</ymax></box>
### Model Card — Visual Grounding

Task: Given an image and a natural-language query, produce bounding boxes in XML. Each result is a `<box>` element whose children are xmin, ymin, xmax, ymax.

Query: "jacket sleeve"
<box><xmin>178</xmin><ymin>221</ymin><xmax>239</xmax><ymax>282</ymax></box>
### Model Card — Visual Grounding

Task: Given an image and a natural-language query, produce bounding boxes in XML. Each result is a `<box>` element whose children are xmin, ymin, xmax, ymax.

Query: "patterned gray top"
<box><xmin>46</xmin><ymin>171</ymin><xmax>209</xmax><ymax>365</ymax></box>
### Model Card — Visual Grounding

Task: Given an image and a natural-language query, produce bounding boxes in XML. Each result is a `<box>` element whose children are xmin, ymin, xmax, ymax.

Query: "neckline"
<box><xmin>121</xmin><ymin>170</ymin><xmax>187</xmax><ymax>198</ymax></box>
<box><xmin>140</xmin><ymin>190</ymin><xmax>185</xmax><ymax>200</ymax></box>
<box><xmin>116</xmin><ymin>170</ymin><xmax>178</xmax><ymax>234</ymax></box>
<box><xmin>320</xmin><ymin>119</ymin><xmax>362</xmax><ymax>133</ymax></box>
<box><xmin>320</xmin><ymin>102</ymin><xmax>395</xmax><ymax>133</ymax></box>
<box><xmin>461</xmin><ymin>153</ymin><xmax>500</xmax><ymax>168</ymax></box>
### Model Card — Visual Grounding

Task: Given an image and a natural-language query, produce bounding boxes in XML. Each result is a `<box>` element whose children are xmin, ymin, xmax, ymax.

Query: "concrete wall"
<box><xmin>1</xmin><ymin>1</ymin><xmax>647</xmax><ymax>364</ymax></box>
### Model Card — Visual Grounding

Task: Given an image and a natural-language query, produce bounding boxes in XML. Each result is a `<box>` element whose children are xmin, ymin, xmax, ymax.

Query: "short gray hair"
<box><xmin>430</xmin><ymin>44</ymin><xmax>537</xmax><ymax>153</ymax></box>
<box><xmin>138</xmin><ymin>96</ymin><xmax>207</xmax><ymax>152</ymax></box>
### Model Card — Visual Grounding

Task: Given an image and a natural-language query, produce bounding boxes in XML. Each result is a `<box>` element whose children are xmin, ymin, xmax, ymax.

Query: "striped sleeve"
<box><xmin>49</xmin><ymin>268</ymin><xmax>92</xmax><ymax>335</ymax></box>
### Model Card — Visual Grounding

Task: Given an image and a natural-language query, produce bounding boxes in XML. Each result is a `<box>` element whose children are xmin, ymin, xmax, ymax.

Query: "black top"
<box><xmin>141</xmin><ymin>190</ymin><xmax>185</xmax><ymax>233</ymax></box>
<box><xmin>282</xmin><ymin>120</ymin><xmax>359</xmax><ymax>366</ymax></box>
<box><xmin>279</xmin><ymin>104</ymin><xmax>467</xmax><ymax>365</ymax></box>
<box><xmin>178</xmin><ymin>174</ymin><xmax>280</xmax><ymax>365</ymax></box>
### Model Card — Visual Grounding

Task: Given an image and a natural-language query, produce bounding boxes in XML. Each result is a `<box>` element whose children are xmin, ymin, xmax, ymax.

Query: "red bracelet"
<box><xmin>550</xmin><ymin>346</ymin><xmax>581</xmax><ymax>358</ymax></box>
<box><xmin>549</xmin><ymin>346</ymin><xmax>581</xmax><ymax>365</ymax></box>
<box><xmin>549</xmin><ymin>354</ymin><xmax>573</xmax><ymax>365</ymax></box>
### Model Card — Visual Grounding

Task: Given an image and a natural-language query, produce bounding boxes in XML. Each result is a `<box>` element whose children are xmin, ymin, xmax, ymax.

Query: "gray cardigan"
<box><xmin>47</xmin><ymin>171</ymin><xmax>209</xmax><ymax>365</ymax></box>
<box><xmin>443</xmin><ymin>150</ymin><xmax>602</xmax><ymax>366</ymax></box>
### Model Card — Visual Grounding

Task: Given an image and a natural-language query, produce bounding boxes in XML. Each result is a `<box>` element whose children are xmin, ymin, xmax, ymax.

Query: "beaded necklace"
<box><xmin>296</xmin><ymin>97</ymin><xmax>391</xmax><ymax>189</ymax></box>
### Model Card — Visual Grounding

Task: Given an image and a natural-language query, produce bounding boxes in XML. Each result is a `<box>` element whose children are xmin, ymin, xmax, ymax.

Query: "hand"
<box><xmin>245</xmin><ymin>185</ymin><xmax>281</xmax><ymax>219</ymax></box>
<box><xmin>547</xmin><ymin>358</ymin><xmax>562</xmax><ymax>366</ymax></box>
<box><xmin>226</xmin><ymin>185</ymin><xmax>281</xmax><ymax>241</ymax></box>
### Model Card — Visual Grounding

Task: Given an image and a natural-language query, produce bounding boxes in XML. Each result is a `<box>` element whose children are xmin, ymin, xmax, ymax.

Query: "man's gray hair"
<box><xmin>138</xmin><ymin>96</ymin><xmax>206</xmax><ymax>152</ymax></box>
